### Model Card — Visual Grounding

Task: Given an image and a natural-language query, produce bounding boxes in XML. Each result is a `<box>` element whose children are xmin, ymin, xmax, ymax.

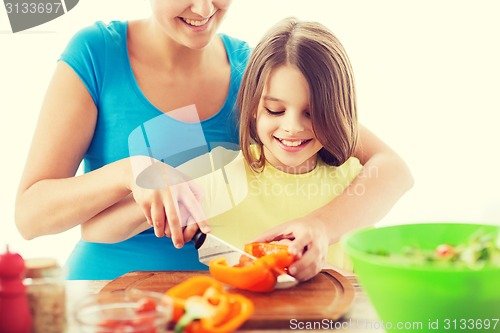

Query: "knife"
<box><xmin>192</xmin><ymin>230</ymin><xmax>298</xmax><ymax>289</ymax></box>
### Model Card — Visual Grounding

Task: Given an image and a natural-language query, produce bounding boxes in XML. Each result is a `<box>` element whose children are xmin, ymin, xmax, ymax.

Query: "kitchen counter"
<box><xmin>65</xmin><ymin>274</ymin><xmax>384</xmax><ymax>332</ymax></box>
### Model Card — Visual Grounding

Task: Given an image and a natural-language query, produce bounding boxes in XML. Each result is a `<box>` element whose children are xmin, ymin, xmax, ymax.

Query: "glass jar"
<box><xmin>74</xmin><ymin>289</ymin><xmax>173</xmax><ymax>333</ymax></box>
<box><xmin>24</xmin><ymin>258</ymin><xmax>66</xmax><ymax>333</ymax></box>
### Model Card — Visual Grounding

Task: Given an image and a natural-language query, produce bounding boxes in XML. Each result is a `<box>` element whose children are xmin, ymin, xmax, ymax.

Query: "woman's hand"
<box><xmin>252</xmin><ymin>217</ymin><xmax>329</xmax><ymax>282</ymax></box>
<box><xmin>128</xmin><ymin>156</ymin><xmax>210</xmax><ymax>248</ymax></box>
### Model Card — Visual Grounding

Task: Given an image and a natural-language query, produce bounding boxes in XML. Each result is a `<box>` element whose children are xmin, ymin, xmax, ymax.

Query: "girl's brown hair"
<box><xmin>237</xmin><ymin>17</ymin><xmax>358</xmax><ymax>171</ymax></box>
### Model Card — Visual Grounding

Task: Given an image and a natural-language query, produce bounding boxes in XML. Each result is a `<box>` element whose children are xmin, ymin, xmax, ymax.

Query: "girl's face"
<box><xmin>149</xmin><ymin>0</ymin><xmax>232</xmax><ymax>49</ymax></box>
<box><xmin>256</xmin><ymin>65</ymin><xmax>323</xmax><ymax>174</ymax></box>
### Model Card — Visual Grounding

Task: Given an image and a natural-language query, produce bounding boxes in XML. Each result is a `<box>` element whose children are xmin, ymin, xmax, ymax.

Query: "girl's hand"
<box><xmin>128</xmin><ymin>156</ymin><xmax>210</xmax><ymax>248</ymax></box>
<box><xmin>252</xmin><ymin>217</ymin><xmax>329</xmax><ymax>281</ymax></box>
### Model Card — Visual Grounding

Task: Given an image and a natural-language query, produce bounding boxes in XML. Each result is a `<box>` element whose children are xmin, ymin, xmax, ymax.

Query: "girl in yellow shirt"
<box><xmin>160</xmin><ymin>17</ymin><xmax>364</xmax><ymax>275</ymax></box>
<box><xmin>206</xmin><ymin>17</ymin><xmax>363</xmax><ymax>274</ymax></box>
<box><xmin>86</xmin><ymin>16</ymin><xmax>411</xmax><ymax>281</ymax></box>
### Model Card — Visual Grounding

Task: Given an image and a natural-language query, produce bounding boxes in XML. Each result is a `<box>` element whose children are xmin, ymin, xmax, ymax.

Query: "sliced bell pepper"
<box><xmin>244</xmin><ymin>242</ymin><xmax>290</xmax><ymax>257</ymax></box>
<box><xmin>209</xmin><ymin>257</ymin><xmax>277</xmax><ymax>292</ymax></box>
<box><xmin>165</xmin><ymin>276</ymin><xmax>253</xmax><ymax>333</ymax></box>
<box><xmin>209</xmin><ymin>243</ymin><xmax>296</xmax><ymax>293</ymax></box>
<box><xmin>196</xmin><ymin>294</ymin><xmax>253</xmax><ymax>333</ymax></box>
<box><xmin>245</xmin><ymin>242</ymin><xmax>296</xmax><ymax>276</ymax></box>
<box><xmin>167</xmin><ymin>275</ymin><xmax>224</xmax><ymax>299</ymax></box>
<box><xmin>167</xmin><ymin>275</ymin><xmax>224</xmax><ymax>323</ymax></box>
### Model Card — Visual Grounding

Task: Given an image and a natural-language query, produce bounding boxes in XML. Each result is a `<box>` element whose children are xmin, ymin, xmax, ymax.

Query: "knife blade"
<box><xmin>192</xmin><ymin>230</ymin><xmax>298</xmax><ymax>289</ymax></box>
<box><xmin>193</xmin><ymin>230</ymin><xmax>256</xmax><ymax>266</ymax></box>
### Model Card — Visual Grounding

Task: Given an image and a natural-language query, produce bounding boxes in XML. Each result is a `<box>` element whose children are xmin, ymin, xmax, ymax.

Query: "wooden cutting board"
<box><xmin>100</xmin><ymin>269</ymin><xmax>354</xmax><ymax>329</ymax></box>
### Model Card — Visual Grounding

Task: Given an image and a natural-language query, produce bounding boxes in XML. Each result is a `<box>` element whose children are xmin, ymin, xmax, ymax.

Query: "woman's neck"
<box><xmin>132</xmin><ymin>19</ymin><xmax>216</xmax><ymax>72</ymax></box>
<box><xmin>126</xmin><ymin>19</ymin><xmax>229</xmax><ymax>119</ymax></box>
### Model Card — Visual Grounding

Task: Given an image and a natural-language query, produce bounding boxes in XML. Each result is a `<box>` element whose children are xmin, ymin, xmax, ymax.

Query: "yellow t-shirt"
<box><xmin>176</xmin><ymin>145</ymin><xmax>363</xmax><ymax>270</ymax></box>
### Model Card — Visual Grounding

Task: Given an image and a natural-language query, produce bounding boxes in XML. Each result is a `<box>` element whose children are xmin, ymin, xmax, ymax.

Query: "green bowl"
<box><xmin>342</xmin><ymin>223</ymin><xmax>500</xmax><ymax>332</ymax></box>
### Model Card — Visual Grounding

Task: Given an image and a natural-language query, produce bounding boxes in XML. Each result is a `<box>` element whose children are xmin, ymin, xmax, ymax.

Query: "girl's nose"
<box><xmin>282</xmin><ymin>113</ymin><xmax>305</xmax><ymax>134</ymax></box>
<box><xmin>190</xmin><ymin>0</ymin><xmax>215</xmax><ymax>18</ymax></box>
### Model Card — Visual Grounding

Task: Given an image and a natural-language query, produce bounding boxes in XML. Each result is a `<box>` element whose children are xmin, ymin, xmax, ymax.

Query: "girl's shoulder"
<box><xmin>316</xmin><ymin>156</ymin><xmax>363</xmax><ymax>182</ymax></box>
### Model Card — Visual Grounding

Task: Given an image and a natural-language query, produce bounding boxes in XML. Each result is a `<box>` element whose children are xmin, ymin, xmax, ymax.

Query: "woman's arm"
<box><xmin>80</xmin><ymin>194</ymin><xmax>150</xmax><ymax>243</ymax></box>
<box><xmin>313</xmin><ymin>124</ymin><xmax>414</xmax><ymax>243</ymax></box>
<box><xmin>15</xmin><ymin>62</ymin><xmax>132</xmax><ymax>239</ymax></box>
<box><xmin>254</xmin><ymin>124</ymin><xmax>414</xmax><ymax>280</ymax></box>
<box><xmin>80</xmin><ymin>150</ymin><xmax>238</xmax><ymax>244</ymax></box>
<box><xmin>16</xmin><ymin>62</ymin><xmax>208</xmax><ymax>244</ymax></box>
<box><xmin>81</xmin><ymin>167</ymin><xmax>209</xmax><ymax>244</ymax></box>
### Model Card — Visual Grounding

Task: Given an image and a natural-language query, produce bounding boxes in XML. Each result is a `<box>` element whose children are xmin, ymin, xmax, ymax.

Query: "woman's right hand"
<box><xmin>128</xmin><ymin>156</ymin><xmax>210</xmax><ymax>248</ymax></box>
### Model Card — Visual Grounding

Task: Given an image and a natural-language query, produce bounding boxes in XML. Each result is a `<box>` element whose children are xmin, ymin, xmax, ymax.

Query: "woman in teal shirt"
<box><xmin>15</xmin><ymin>0</ymin><xmax>413</xmax><ymax>280</ymax></box>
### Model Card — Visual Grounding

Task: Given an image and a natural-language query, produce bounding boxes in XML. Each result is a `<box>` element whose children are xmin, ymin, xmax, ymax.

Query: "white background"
<box><xmin>1</xmin><ymin>1</ymin><xmax>499</xmax><ymax>265</ymax></box>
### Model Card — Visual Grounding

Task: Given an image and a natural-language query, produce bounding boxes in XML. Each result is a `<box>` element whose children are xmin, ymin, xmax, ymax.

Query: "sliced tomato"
<box><xmin>136</xmin><ymin>297</ymin><xmax>157</xmax><ymax>313</ymax></box>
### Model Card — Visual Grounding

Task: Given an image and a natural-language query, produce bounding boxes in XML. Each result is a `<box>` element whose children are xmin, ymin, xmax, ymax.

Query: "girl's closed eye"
<box><xmin>265</xmin><ymin>107</ymin><xmax>284</xmax><ymax>116</ymax></box>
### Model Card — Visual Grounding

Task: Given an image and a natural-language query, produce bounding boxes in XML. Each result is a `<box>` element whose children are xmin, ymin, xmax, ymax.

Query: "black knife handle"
<box><xmin>192</xmin><ymin>229</ymin><xmax>207</xmax><ymax>249</ymax></box>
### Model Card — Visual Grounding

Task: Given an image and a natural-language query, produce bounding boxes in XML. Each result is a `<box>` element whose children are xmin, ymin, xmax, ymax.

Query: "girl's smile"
<box><xmin>274</xmin><ymin>137</ymin><xmax>313</xmax><ymax>152</ymax></box>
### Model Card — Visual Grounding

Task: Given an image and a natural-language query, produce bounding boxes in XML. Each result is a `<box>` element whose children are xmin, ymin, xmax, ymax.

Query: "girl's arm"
<box><xmin>254</xmin><ymin>124</ymin><xmax>414</xmax><ymax>281</ymax></box>
<box><xmin>15</xmin><ymin>62</ymin><xmax>132</xmax><ymax>239</ymax></box>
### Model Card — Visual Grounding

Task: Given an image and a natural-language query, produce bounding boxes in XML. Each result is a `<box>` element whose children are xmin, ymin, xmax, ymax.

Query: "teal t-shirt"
<box><xmin>61</xmin><ymin>21</ymin><xmax>251</xmax><ymax>279</ymax></box>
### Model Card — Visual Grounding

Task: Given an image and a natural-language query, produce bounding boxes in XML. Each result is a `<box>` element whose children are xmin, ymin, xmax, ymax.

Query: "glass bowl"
<box><xmin>74</xmin><ymin>289</ymin><xmax>172</xmax><ymax>333</ymax></box>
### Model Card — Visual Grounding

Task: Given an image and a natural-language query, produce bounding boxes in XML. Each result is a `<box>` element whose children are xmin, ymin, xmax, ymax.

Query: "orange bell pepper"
<box><xmin>167</xmin><ymin>275</ymin><xmax>224</xmax><ymax>300</ymax></box>
<box><xmin>196</xmin><ymin>294</ymin><xmax>253</xmax><ymax>333</ymax></box>
<box><xmin>245</xmin><ymin>242</ymin><xmax>296</xmax><ymax>276</ymax></box>
<box><xmin>209</xmin><ymin>257</ymin><xmax>277</xmax><ymax>292</ymax></box>
<box><xmin>209</xmin><ymin>243</ymin><xmax>296</xmax><ymax>293</ymax></box>
<box><xmin>244</xmin><ymin>242</ymin><xmax>290</xmax><ymax>257</ymax></box>
<box><xmin>165</xmin><ymin>276</ymin><xmax>253</xmax><ymax>333</ymax></box>
<box><xmin>167</xmin><ymin>275</ymin><xmax>224</xmax><ymax>322</ymax></box>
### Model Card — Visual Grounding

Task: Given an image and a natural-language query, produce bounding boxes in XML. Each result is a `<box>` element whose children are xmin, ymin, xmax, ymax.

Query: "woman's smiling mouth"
<box><xmin>179</xmin><ymin>10</ymin><xmax>217</xmax><ymax>27</ymax></box>
<box><xmin>180</xmin><ymin>17</ymin><xmax>210</xmax><ymax>27</ymax></box>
